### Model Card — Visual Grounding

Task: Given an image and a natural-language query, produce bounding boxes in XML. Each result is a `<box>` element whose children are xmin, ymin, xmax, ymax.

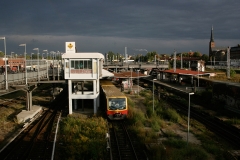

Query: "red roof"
<box><xmin>113</xmin><ymin>71</ymin><xmax>149</xmax><ymax>78</ymax></box>
<box><xmin>163</xmin><ymin>69</ymin><xmax>209</xmax><ymax>76</ymax></box>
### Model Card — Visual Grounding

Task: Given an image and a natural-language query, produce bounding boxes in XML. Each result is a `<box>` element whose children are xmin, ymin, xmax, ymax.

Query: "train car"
<box><xmin>100</xmin><ymin>80</ymin><xmax>128</xmax><ymax>120</ymax></box>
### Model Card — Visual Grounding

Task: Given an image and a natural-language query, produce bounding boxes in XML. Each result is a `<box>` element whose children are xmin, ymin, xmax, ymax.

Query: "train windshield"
<box><xmin>109</xmin><ymin>98</ymin><xmax>126</xmax><ymax>110</ymax></box>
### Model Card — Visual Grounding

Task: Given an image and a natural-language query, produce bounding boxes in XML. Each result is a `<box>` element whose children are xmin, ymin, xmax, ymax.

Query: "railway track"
<box><xmin>0</xmin><ymin>109</ymin><xmax>60</xmax><ymax>159</ymax></box>
<box><xmin>108</xmin><ymin>121</ymin><xmax>148</xmax><ymax>160</ymax></box>
<box><xmin>0</xmin><ymin>84</ymin><xmax>67</xmax><ymax>160</ymax></box>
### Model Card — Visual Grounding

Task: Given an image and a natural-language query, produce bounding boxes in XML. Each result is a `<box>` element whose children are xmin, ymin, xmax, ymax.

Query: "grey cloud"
<box><xmin>0</xmin><ymin>0</ymin><xmax>239</xmax><ymax>55</ymax></box>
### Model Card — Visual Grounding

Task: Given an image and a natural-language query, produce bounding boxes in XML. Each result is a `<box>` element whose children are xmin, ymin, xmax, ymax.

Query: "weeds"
<box><xmin>58</xmin><ymin>116</ymin><xmax>108</xmax><ymax>159</ymax></box>
<box><xmin>226</xmin><ymin>117</ymin><xmax>240</xmax><ymax>125</ymax></box>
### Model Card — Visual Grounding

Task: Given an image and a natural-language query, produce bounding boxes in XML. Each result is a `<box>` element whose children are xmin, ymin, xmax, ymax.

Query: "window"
<box><xmin>70</xmin><ymin>60</ymin><xmax>92</xmax><ymax>70</ymax></box>
<box><xmin>71</xmin><ymin>61</ymin><xmax>74</xmax><ymax>69</ymax></box>
<box><xmin>108</xmin><ymin>98</ymin><xmax>126</xmax><ymax>110</ymax></box>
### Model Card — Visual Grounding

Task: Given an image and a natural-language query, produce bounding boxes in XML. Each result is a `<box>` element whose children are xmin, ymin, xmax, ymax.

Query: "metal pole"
<box><xmin>131</xmin><ymin>67</ymin><xmax>132</xmax><ymax>91</ymax></box>
<box><xmin>153</xmin><ymin>79</ymin><xmax>154</xmax><ymax>113</ymax></box>
<box><xmin>31</xmin><ymin>53</ymin><xmax>32</xmax><ymax>68</ymax></box>
<box><xmin>198</xmin><ymin>65</ymin><xmax>199</xmax><ymax>87</ymax></box>
<box><xmin>53</xmin><ymin>52</ymin><xmax>55</xmax><ymax>80</ymax></box>
<box><xmin>19</xmin><ymin>44</ymin><xmax>27</xmax><ymax>85</ymax></box>
<box><xmin>43</xmin><ymin>50</ymin><xmax>48</xmax><ymax>80</ymax></box>
<box><xmin>38</xmin><ymin>50</ymin><xmax>39</xmax><ymax>82</ymax></box>
<box><xmin>181</xmin><ymin>53</ymin><xmax>182</xmax><ymax>69</ymax></box>
<box><xmin>11</xmin><ymin>52</ymin><xmax>14</xmax><ymax>59</ymax></box>
<box><xmin>1</xmin><ymin>37</ymin><xmax>8</xmax><ymax>90</ymax></box>
<box><xmin>152</xmin><ymin>79</ymin><xmax>157</xmax><ymax>113</ymax></box>
<box><xmin>227</xmin><ymin>46</ymin><xmax>231</xmax><ymax>79</ymax></box>
<box><xmin>25</xmin><ymin>45</ymin><xmax>27</xmax><ymax>85</ymax></box>
<box><xmin>138</xmin><ymin>70</ymin><xmax>139</xmax><ymax>96</ymax></box>
<box><xmin>187</xmin><ymin>92</ymin><xmax>194</xmax><ymax>146</ymax></box>
<box><xmin>33</xmin><ymin>48</ymin><xmax>39</xmax><ymax>82</ymax></box>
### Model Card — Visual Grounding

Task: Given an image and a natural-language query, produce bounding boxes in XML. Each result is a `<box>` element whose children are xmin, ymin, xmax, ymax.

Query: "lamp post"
<box><xmin>43</xmin><ymin>49</ymin><xmax>48</xmax><ymax>59</ymax></box>
<box><xmin>197</xmin><ymin>64</ymin><xmax>199</xmax><ymax>87</ymax></box>
<box><xmin>31</xmin><ymin>53</ymin><xmax>34</xmax><ymax>70</ymax></box>
<box><xmin>0</xmin><ymin>37</ymin><xmax>8</xmax><ymax>90</ymax></box>
<box><xmin>189</xmin><ymin>50</ymin><xmax>191</xmax><ymax>69</ymax></box>
<box><xmin>33</xmin><ymin>48</ymin><xmax>39</xmax><ymax>82</ymax></box>
<box><xmin>43</xmin><ymin>50</ymin><xmax>48</xmax><ymax>80</ymax></box>
<box><xmin>42</xmin><ymin>53</ymin><xmax>45</xmax><ymax>59</ymax></box>
<box><xmin>52</xmin><ymin>51</ymin><xmax>56</xmax><ymax>80</ymax></box>
<box><xmin>11</xmin><ymin>52</ymin><xmax>14</xmax><ymax>58</ymax></box>
<box><xmin>187</xmin><ymin>92</ymin><xmax>194</xmax><ymax>146</ymax></box>
<box><xmin>153</xmin><ymin>79</ymin><xmax>157</xmax><ymax>113</ymax></box>
<box><xmin>130</xmin><ymin>67</ymin><xmax>133</xmax><ymax>91</ymax></box>
<box><xmin>137</xmin><ymin>70</ymin><xmax>140</xmax><ymax>96</ymax></box>
<box><xmin>19</xmin><ymin>44</ymin><xmax>27</xmax><ymax>85</ymax></box>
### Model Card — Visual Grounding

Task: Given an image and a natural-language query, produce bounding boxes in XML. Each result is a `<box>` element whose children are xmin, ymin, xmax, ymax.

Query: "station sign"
<box><xmin>65</xmin><ymin>42</ymin><xmax>76</xmax><ymax>53</ymax></box>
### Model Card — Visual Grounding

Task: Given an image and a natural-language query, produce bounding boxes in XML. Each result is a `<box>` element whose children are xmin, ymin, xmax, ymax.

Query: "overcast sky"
<box><xmin>0</xmin><ymin>0</ymin><xmax>239</xmax><ymax>57</ymax></box>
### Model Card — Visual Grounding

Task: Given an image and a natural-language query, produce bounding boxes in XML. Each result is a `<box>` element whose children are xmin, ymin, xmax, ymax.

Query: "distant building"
<box><xmin>209</xmin><ymin>26</ymin><xmax>240</xmax><ymax>62</ymax></box>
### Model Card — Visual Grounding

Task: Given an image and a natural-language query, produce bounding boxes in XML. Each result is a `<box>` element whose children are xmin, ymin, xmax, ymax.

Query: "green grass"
<box><xmin>126</xmin><ymin>88</ymin><xmax>233</xmax><ymax>159</ymax></box>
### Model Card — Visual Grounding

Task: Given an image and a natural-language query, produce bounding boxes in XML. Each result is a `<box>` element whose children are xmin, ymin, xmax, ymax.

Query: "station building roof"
<box><xmin>62</xmin><ymin>52</ymin><xmax>104</xmax><ymax>59</ymax></box>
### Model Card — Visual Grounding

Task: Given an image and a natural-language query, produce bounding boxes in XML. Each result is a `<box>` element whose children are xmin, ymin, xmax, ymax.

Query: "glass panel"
<box><xmin>80</xmin><ymin>61</ymin><xmax>83</xmax><ymax>69</ymax></box>
<box><xmin>108</xmin><ymin>98</ymin><xmax>126</xmax><ymax>110</ymax></box>
<box><xmin>88</xmin><ymin>60</ymin><xmax>92</xmax><ymax>69</ymax></box>
<box><xmin>71</xmin><ymin>60</ymin><xmax>74</xmax><ymax>68</ymax></box>
<box><xmin>75</xmin><ymin>61</ymin><xmax>79</xmax><ymax>69</ymax></box>
<box><xmin>84</xmin><ymin>60</ymin><xmax>88</xmax><ymax>69</ymax></box>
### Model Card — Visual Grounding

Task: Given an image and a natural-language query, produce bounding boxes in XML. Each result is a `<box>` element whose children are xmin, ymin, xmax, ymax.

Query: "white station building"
<box><xmin>62</xmin><ymin>42</ymin><xmax>113</xmax><ymax>114</ymax></box>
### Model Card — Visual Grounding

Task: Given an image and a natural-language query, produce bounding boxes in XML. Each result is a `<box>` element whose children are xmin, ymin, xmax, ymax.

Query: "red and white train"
<box><xmin>100</xmin><ymin>80</ymin><xmax>128</xmax><ymax>120</ymax></box>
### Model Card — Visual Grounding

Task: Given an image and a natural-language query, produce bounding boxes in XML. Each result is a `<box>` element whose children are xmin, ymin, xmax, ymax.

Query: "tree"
<box><xmin>0</xmin><ymin>51</ymin><xmax>4</xmax><ymax>57</ymax></box>
<box><xmin>201</xmin><ymin>54</ymin><xmax>209</xmax><ymax>63</ymax></box>
<box><xmin>193</xmin><ymin>51</ymin><xmax>201</xmax><ymax>57</ymax></box>
<box><xmin>146</xmin><ymin>51</ymin><xmax>157</xmax><ymax>62</ymax></box>
<box><xmin>107</xmin><ymin>51</ymin><xmax>115</xmax><ymax>61</ymax></box>
<box><xmin>228</xmin><ymin>69</ymin><xmax>236</xmax><ymax>78</ymax></box>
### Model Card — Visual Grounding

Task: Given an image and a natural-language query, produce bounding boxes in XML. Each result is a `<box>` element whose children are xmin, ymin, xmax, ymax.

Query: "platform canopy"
<box><xmin>163</xmin><ymin>69</ymin><xmax>210</xmax><ymax>76</ymax></box>
<box><xmin>113</xmin><ymin>71</ymin><xmax>150</xmax><ymax>79</ymax></box>
<box><xmin>102</xmin><ymin>69</ymin><xmax>114</xmax><ymax>77</ymax></box>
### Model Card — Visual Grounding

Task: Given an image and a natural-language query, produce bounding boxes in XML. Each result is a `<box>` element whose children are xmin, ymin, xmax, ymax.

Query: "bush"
<box><xmin>151</xmin><ymin>120</ymin><xmax>160</xmax><ymax>132</ymax></box>
<box><xmin>58</xmin><ymin>116</ymin><xmax>108</xmax><ymax>159</ymax></box>
<box><xmin>157</xmin><ymin>108</ymin><xmax>181</xmax><ymax>123</ymax></box>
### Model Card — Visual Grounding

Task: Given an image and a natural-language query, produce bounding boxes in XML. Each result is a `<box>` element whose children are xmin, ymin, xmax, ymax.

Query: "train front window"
<box><xmin>109</xmin><ymin>98</ymin><xmax>126</xmax><ymax>110</ymax></box>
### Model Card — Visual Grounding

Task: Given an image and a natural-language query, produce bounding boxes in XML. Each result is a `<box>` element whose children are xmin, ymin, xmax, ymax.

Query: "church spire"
<box><xmin>210</xmin><ymin>26</ymin><xmax>214</xmax><ymax>42</ymax></box>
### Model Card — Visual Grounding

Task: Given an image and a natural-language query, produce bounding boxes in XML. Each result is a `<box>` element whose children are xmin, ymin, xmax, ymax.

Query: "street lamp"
<box><xmin>19</xmin><ymin>44</ymin><xmax>27</xmax><ymax>85</ymax></box>
<box><xmin>197</xmin><ymin>64</ymin><xmax>199</xmax><ymax>88</ymax></box>
<box><xmin>189</xmin><ymin>50</ymin><xmax>192</xmax><ymax>69</ymax></box>
<box><xmin>0</xmin><ymin>37</ymin><xmax>8</xmax><ymax>90</ymax></box>
<box><xmin>43</xmin><ymin>50</ymin><xmax>49</xmax><ymax>80</ymax></box>
<box><xmin>130</xmin><ymin>67</ymin><xmax>133</xmax><ymax>91</ymax></box>
<box><xmin>152</xmin><ymin>79</ymin><xmax>157</xmax><ymax>113</ymax></box>
<box><xmin>137</xmin><ymin>70</ymin><xmax>140</xmax><ymax>96</ymax></box>
<box><xmin>33</xmin><ymin>48</ymin><xmax>39</xmax><ymax>82</ymax></box>
<box><xmin>51</xmin><ymin>51</ymin><xmax>56</xmax><ymax>80</ymax></box>
<box><xmin>42</xmin><ymin>53</ymin><xmax>45</xmax><ymax>59</ymax></box>
<box><xmin>187</xmin><ymin>92</ymin><xmax>194</xmax><ymax>146</ymax></box>
<box><xmin>31</xmin><ymin>53</ymin><xmax>34</xmax><ymax>70</ymax></box>
<box><xmin>43</xmin><ymin>50</ymin><xmax>48</xmax><ymax>59</ymax></box>
<box><xmin>11</xmin><ymin>52</ymin><xmax>14</xmax><ymax>58</ymax></box>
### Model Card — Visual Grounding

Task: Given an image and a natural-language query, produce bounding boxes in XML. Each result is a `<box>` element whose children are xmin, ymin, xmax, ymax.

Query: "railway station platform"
<box><xmin>142</xmin><ymin>76</ymin><xmax>205</xmax><ymax>94</ymax></box>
